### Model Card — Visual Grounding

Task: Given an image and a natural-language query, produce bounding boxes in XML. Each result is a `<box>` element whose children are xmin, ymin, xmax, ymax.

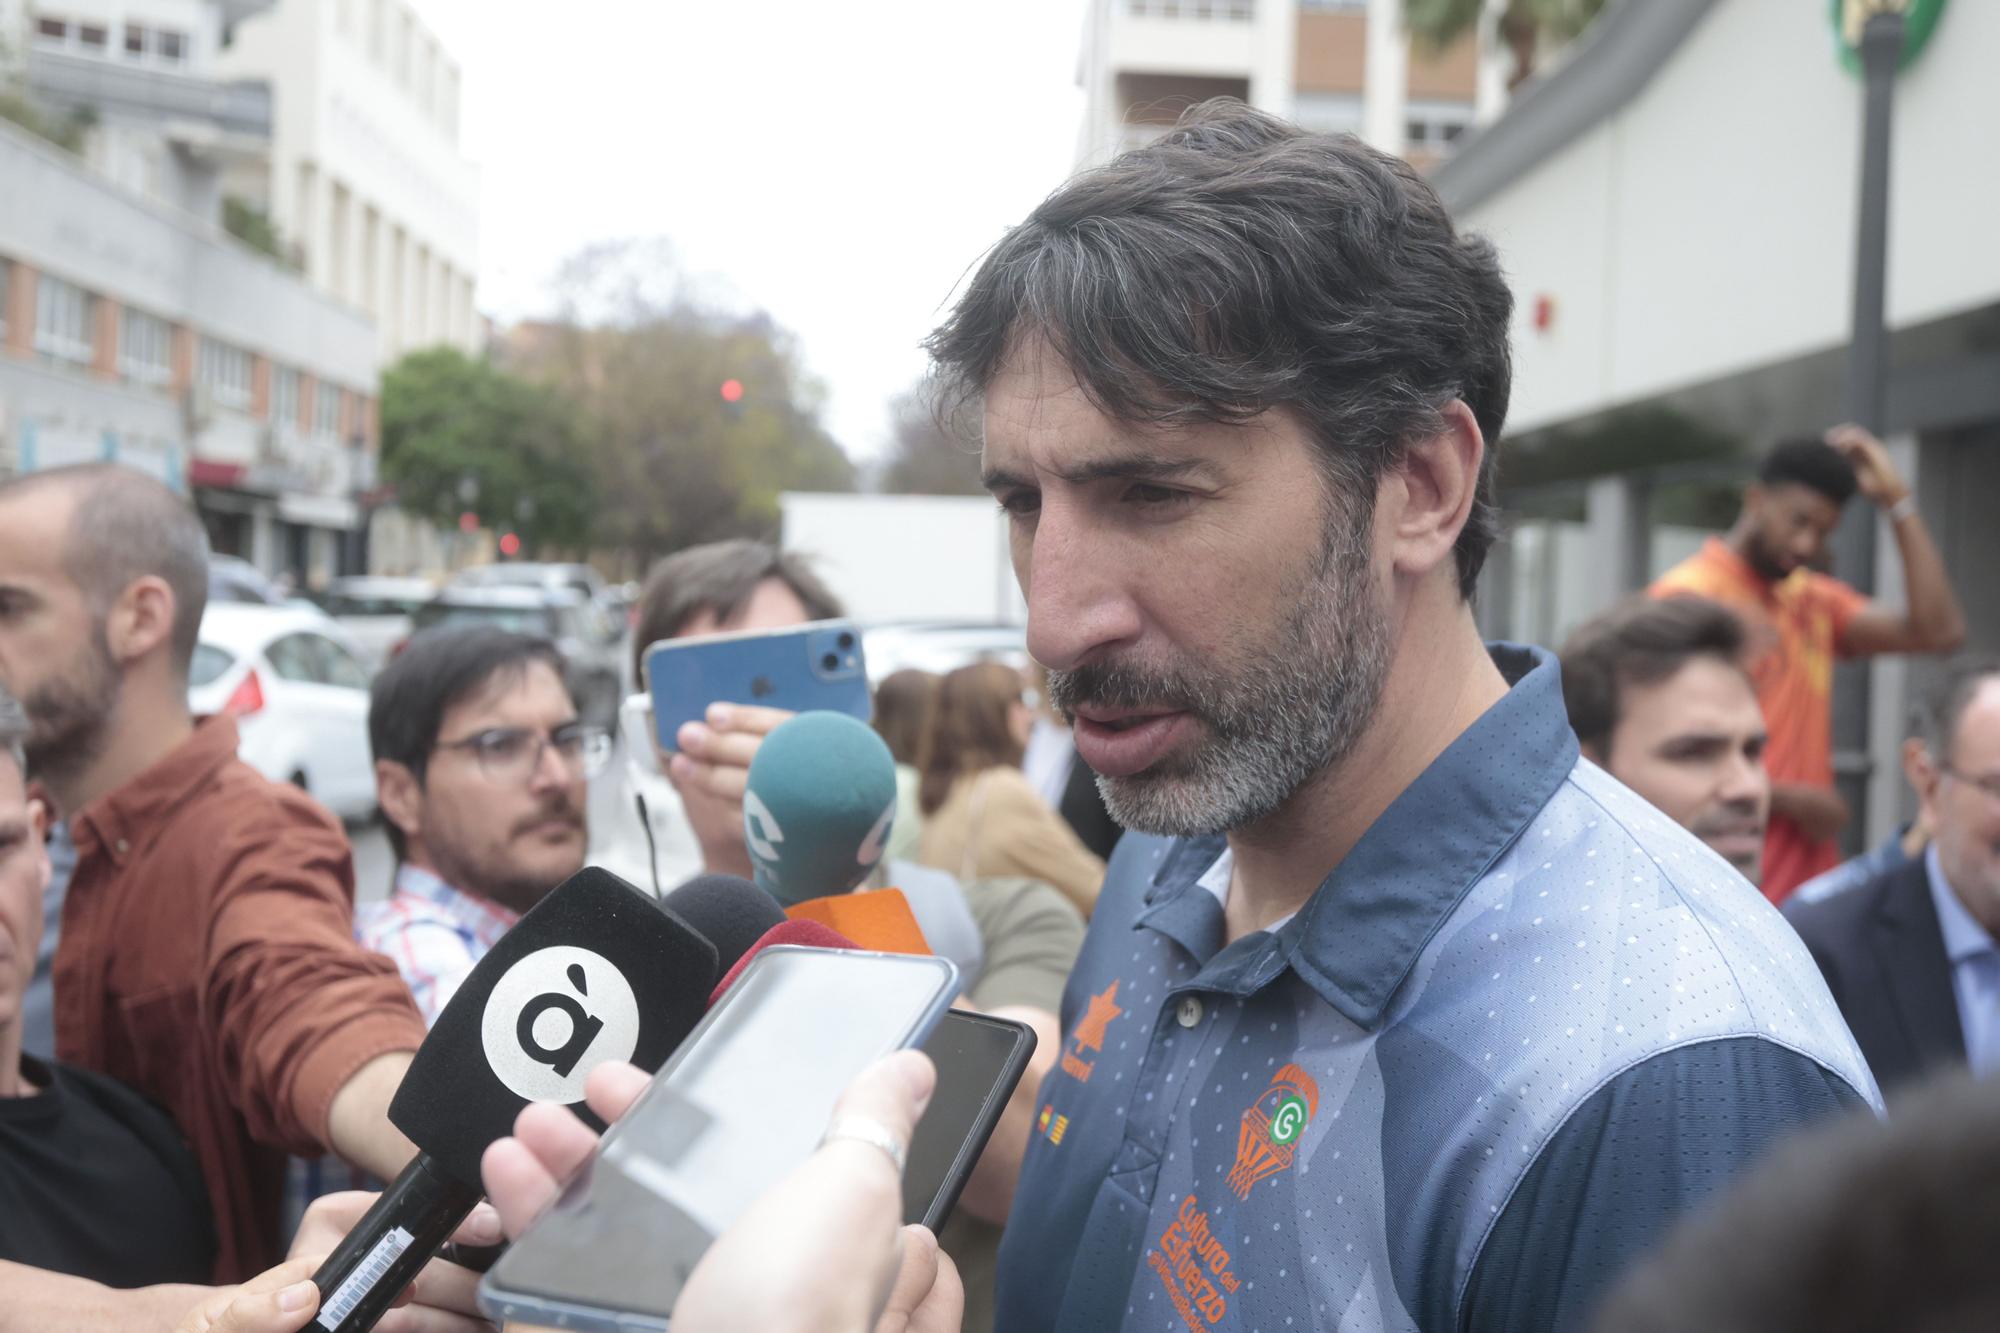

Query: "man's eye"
<box><xmin>996</xmin><ymin>491</ymin><xmax>1041</xmax><ymax>517</ymax></box>
<box><xmin>478</xmin><ymin>731</ymin><xmax>533</xmax><ymax>762</ymax></box>
<box><xmin>1126</xmin><ymin>484</ymin><xmax>1190</xmax><ymax>507</ymax></box>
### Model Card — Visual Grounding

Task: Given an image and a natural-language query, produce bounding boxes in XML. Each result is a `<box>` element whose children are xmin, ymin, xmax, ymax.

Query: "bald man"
<box><xmin>0</xmin><ymin>465</ymin><xmax>426</xmax><ymax>1280</ymax></box>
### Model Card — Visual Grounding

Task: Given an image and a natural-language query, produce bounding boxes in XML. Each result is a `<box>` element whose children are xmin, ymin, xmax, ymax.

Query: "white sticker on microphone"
<box><xmin>480</xmin><ymin>946</ymin><xmax>640</xmax><ymax>1103</ymax></box>
<box><xmin>316</xmin><ymin>1226</ymin><xmax>414</xmax><ymax>1328</ymax></box>
<box><xmin>856</xmin><ymin>798</ymin><xmax>896</xmax><ymax>867</ymax></box>
<box><xmin>744</xmin><ymin>789</ymin><xmax>784</xmax><ymax>862</ymax></box>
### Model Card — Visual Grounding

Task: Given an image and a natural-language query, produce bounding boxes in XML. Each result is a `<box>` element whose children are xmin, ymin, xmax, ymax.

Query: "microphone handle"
<box><xmin>308</xmin><ymin>1153</ymin><xmax>482</xmax><ymax>1333</ymax></box>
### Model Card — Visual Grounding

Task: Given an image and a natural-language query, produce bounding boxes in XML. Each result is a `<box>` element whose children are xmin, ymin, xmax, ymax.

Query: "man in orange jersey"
<box><xmin>1651</xmin><ymin>425</ymin><xmax>1964</xmax><ymax>901</ymax></box>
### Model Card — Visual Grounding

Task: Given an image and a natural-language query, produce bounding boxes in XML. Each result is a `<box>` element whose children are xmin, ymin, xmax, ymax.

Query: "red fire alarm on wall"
<box><xmin>1533</xmin><ymin>294</ymin><xmax>1556</xmax><ymax>333</ymax></box>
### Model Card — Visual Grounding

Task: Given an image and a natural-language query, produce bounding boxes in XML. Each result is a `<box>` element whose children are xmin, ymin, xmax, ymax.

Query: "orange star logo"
<box><xmin>1073</xmin><ymin>980</ymin><xmax>1124</xmax><ymax>1055</ymax></box>
<box><xmin>1060</xmin><ymin>980</ymin><xmax>1125</xmax><ymax>1083</ymax></box>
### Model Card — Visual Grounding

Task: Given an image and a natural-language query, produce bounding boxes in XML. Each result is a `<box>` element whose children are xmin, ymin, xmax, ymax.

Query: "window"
<box><xmin>273</xmin><ymin>366</ymin><xmax>301</xmax><ymax>428</ymax></box>
<box><xmin>1293</xmin><ymin>92</ymin><xmax>1365</xmax><ymax>137</ymax></box>
<box><xmin>120</xmin><ymin>308</ymin><xmax>174</xmax><ymax>389</ymax></box>
<box><xmin>189</xmin><ymin>645</ymin><xmax>236</xmax><ymax>689</ymax></box>
<box><xmin>315</xmin><ymin>383</ymin><xmax>343</xmax><ymax>439</ymax></box>
<box><xmin>320</xmin><ymin>639</ymin><xmax>370</xmax><ymax>689</ymax></box>
<box><xmin>77</xmin><ymin>22</ymin><xmax>108</xmax><ymax>50</ymax></box>
<box><xmin>198</xmin><ymin>338</ymin><xmax>253</xmax><ymax>412</ymax></box>
<box><xmin>34</xmin><ymin>274</ymin><xmax>95</xmax><ymax>368</ymax></box>
<box><xmin>1406</xmin><ymin>101</ymin><xmax>1474</xmax><ymax>150</ymax></box>
<box><xmin>120</xmin><ymin>24</ymin><xmax>188</xmax><ymax>65</ymax></box>
<box><xmin>35</xmin><ymin>17</ymin><xmax>67</xmax><ymax>45</ymax></box>
<box><xmin>266</xmin><ymin>634</ymin><xmax>325</xmax><ymax>684</ymax></box>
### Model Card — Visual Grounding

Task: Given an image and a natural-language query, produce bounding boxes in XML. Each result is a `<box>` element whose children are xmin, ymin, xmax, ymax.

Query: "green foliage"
<box><xmin>379</xmin><ymin>348</ymin><xmax>597</xmax><ymax>553</ymax></box>
<box><xmin>222</xmin><ymin>195</ymin><xmax>297</xmax><ymax>269</ymax></box>
<box><xmin>506</xmin><ymin>240</ymin><xmax>855</xmax><ymax>564</ymax></box>
<box><xmin>1403</xmin><ymin>0</ymin><xmax>1607</xmax><ymax>84</ymax></box>
<box><xmin>0</xmin><ymin>89</ymin><xmax>95</xmax><ymax>153</ymax></box>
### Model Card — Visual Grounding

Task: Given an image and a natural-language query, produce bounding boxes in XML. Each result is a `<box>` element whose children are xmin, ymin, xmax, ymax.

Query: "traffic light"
<box><xmin>499</xmin><ymin>532</ymin><xmax>521</xmax><ymax>557</ymax></box>
<box><xmin>719</xmin><ymin>379</ymin><xmax>745</xmax><ymax>404</ymax></box>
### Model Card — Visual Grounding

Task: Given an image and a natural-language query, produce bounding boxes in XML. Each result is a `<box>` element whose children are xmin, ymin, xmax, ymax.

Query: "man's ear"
<box><xmin>103</xmin><ymin>576</ymin><xmax>177</xmax><ymax>668</ymax></box>
<box><xmin>376</xmin><ymin>760</ymin><xmax>423</xmax><ymax>846</ymax></box>
<box><xmin>1385</xmin><ymin>399</ymin><xmax>1484</xmax><ymax>583</ymax></box>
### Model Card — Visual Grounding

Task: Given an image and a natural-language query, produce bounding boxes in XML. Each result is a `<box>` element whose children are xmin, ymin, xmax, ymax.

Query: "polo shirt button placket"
<box><xmin>1177</xmin><ymin>996</ymin><xmax>1204</xmax><ymax>1029</ymax></box>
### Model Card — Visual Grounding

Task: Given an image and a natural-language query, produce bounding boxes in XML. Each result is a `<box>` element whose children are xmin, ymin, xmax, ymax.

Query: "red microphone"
<box><xmin>707</xmin><ymin>918</ymin><xmax>857</xmax><ymax>1008</ymax></box>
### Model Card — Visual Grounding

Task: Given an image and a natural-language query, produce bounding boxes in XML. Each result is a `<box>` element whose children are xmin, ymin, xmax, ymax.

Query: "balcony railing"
<box><xmin>1126</xmin><ymin>0</ymin><xmax>1256</xmax><ymax>19</ymax></box>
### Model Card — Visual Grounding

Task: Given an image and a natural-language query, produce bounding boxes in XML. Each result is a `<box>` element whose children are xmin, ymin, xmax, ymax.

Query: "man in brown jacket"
<box><xmin>0</xmin><ymin>465</ymin><xmax>427</xmax><ymax>1281</ymax></box>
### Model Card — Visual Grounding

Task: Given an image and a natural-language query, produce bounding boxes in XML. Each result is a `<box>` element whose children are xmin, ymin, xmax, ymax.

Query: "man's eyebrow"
<box><xmin>980</xmin><ymin>455</ymin><xmax>1220</xmax><ymax>492</ymax></box>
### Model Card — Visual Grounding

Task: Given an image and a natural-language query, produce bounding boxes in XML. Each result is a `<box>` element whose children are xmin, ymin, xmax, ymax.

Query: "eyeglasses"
<box><xmin>434</xmin><ymin>723</ymin><xmax>613</xmax><ymax>784</ymax></box>
<box><xmin>1940</xmin><ymin>764</ymin><xmax>2000</xmax><ymax>803</ymax></box>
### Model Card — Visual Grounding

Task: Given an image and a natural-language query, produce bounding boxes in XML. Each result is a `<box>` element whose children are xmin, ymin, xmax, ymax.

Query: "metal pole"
<box><xmin>1830</xmin><ymin>10</ymin><xmax>1904</xmax><ymax>853</ymax></box>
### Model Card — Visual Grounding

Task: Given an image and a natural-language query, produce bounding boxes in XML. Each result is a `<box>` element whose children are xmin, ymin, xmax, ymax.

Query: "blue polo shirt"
<box><xmin>995</xmin><ymin>645</ymin><xmax>1879</xmax><ymax>1333</ymax></box>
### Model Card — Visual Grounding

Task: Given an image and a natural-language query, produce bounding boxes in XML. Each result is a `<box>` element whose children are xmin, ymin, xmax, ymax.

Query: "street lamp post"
<box><xmin>1830</xmin><ymin>1</ymin><xmax>1908</xmax><ymax>852</ymax></box>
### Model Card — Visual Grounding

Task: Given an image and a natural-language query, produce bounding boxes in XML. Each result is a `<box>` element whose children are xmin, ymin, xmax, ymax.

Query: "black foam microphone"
<box><xmin>663</xmin><ymin>873</ymin><xmax>786</xmax><ymax>974</ymax></box>
<box><xmin>309</xmin><ymin>867</ymin><xmax>718</xmax><ymax>1332</ymax></box>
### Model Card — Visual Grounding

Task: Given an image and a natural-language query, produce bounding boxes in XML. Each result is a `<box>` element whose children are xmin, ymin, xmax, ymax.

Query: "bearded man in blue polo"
<box><xmin>927</xmin><ymin>101</ymin><xmax>1878</xmax><ymax>1333</ymax></box>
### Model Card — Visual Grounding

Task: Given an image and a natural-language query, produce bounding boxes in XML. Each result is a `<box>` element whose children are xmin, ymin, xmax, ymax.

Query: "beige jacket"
<box><xmin>916</xmin><ymin>766</ymin><xmax>1106</xmax><ymax>918</ymax></box>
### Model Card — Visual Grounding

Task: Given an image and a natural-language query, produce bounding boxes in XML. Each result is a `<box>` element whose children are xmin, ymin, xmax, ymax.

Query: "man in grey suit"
<box><xmin>1787</xmin><ymin>658</ymin><xmax>2000</xmax><ymax>1095</ymax></box>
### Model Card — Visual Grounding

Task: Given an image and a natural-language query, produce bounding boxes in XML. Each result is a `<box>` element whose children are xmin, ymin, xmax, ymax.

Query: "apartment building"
<box><xmin>0</xmin><ymin>115</ymin><xmax>378</xmax><ymax>584</ymax></box>
<box><xmin>1077</xmin><ymin>0</ymin><xmax>1505</xmax><ymax>167</ymax></box>
<box><xmin>215</xmin><ymin>0</ymin><xmax>480</xmax><ymax>361</ymax></box>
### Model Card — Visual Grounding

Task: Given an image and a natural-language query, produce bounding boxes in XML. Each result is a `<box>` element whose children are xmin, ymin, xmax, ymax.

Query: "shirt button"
<box><xmin>1177</xmin><ymin>996</ymin><xmax>1204</xmax><ymax>1028</ymax></box>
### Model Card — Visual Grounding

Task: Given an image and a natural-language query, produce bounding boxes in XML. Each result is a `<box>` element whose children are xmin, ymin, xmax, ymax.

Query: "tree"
<box><xmin>505</xmin><ymin>240</ymin><xmax>855</xmax><ymax>567</ymax></box>
<box><xmin>378</xmin><ymin>348</ymin><xmax>596</xmax><ymax>554</ymax></box>
<box><xmin>878</xmin><ymin>383</ymin><xmax>985</xmax><ymax>496</ymax></box>
<box><xmin>1403</xmin><ymin>0</ymin><xmax>1607</xmax><ymax>90</ymax></box>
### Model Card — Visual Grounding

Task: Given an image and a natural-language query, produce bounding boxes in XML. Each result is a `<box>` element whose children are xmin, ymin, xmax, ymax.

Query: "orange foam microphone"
<box><xmin>784</xmin><ymin>887</ymin><xmax>933</xmax><ymax>956</ymax></box>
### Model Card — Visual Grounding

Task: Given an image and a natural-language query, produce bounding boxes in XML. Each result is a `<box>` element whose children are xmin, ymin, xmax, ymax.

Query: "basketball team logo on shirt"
<box><xmin>1226</xmin><ymin>1063</ymin><xmax>1321</xmax><ymax>1197</ymax></box>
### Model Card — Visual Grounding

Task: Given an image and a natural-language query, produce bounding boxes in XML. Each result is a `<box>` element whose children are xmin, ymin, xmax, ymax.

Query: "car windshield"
<box><xmin>413</xmin><ymin>603</ymin><xmax>558</xmax><ymax>636</ymax></box>
<box><xmin>189</xmin><ymin>643</ymin><xmax>235</xmax><ymax>688</ymax></box>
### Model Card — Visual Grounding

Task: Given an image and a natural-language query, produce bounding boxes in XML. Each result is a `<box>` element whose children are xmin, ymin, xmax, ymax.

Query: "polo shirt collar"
<box><xmin>73</xmin><ymin>715</ymin><xmax>242</xmax><ymax>867</ymax></box>
<box><xmin>1925</xmin><ymin>843</ymin><xmax>1997</xmax><ymax>965</ymax></box>
<box><xmin>1138</xmin><ymin>643</ymin><xmax>1578</xmax><ymax>1030</ymax></box>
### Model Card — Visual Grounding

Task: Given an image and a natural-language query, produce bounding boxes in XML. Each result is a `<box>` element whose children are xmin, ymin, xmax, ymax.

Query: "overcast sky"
<box><xmin>417</xmin><ymin>0</ymin><xmax>1087</xmax><ymax>463</ymax></box>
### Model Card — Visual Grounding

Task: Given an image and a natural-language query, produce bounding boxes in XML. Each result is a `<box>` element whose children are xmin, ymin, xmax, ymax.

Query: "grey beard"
<box><xmin>1051</xmin><ymin>529</ymin><xmax>1392</xmax><ymax>839</ymax></box>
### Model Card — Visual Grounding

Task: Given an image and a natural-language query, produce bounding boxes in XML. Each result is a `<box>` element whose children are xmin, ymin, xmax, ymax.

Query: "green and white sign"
<box><xmin>1830</xmin><ymin>0</ymin><xmax>1949</xmax><ymax>75</ymax></box>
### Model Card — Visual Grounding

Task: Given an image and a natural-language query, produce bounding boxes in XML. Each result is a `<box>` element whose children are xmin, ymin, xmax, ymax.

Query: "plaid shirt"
<box><xmin>355</xmin><ymin>863</ymin><xmax>521</xmax><ymax>1026</ymax></box>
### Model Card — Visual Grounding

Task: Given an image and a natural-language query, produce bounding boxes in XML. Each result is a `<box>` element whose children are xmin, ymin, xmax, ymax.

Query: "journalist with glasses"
<box><xmin>359</xmin><ymin>627</ymin><xmax>610</xmax><ymax>1026</ymax></box>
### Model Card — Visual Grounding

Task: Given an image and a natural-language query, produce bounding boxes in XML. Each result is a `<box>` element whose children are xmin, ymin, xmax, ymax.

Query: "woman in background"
<box><xmin>916</xmin><ymin>662</ymin><xmax>1105</xmax><ymax>917</ymax></box>
<box><xmin>872</xmin><ymin>669</ymin><xmax>940</xmax><ymax>866</ymax></box>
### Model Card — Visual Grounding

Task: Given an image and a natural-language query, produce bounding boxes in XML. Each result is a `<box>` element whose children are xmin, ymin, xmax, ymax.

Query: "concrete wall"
<box><xmin>1461</xmin><ymin>0</ymin><xmax>2000</xmax><ymax>434</ymax></box>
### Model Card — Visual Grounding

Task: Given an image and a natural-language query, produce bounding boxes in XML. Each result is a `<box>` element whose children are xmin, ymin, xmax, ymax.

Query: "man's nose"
<box><xmin>1022</xmin><ymin>502</ymin><xmax>1142</xmax><ymax>672</ymax></box>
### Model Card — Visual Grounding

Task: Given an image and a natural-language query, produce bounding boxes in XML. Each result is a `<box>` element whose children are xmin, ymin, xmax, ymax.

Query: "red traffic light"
<box><xmin>499</xmin><ymin>532</ymin><xmax>521</xmax><ymax>557</ymax></box>
<box><xmin>720</xmin><ymin>379</ymin><xmax>745</xmax><ymax>404</ymax></box>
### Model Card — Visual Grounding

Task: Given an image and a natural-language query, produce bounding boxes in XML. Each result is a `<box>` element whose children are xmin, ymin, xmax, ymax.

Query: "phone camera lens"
<box><xmin>837</xmin><ymin>632</ymin><xmax>855</xmax><ymax>649</ymax></box>
<box><xmin>822</xmin><ymin>652</ymin><xmax>840</xmax><ymax>671</ymax></box>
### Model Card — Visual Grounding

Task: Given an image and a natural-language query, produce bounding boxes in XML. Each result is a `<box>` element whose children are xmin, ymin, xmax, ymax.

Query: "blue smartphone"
<box><xmin>642</xmin><ymin>620</ymin><xmax>870</xmax><ymax>752</ymax></box>
<box><xmin>478</xmin><ymin>945</ymin><xmax>959</xmax><ymax>1332</ymax></box>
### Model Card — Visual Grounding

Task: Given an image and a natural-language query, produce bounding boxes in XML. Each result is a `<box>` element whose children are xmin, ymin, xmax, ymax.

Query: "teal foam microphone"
<box><xmin>742</xmin><ymin>710</ymin><xmax>900</xmax><ymax>906</ymax></box>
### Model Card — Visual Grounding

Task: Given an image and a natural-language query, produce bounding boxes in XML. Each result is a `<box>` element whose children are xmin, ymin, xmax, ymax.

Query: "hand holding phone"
<box><xmin>484</xmin><ymin>1052</ymin><xmax>963</xmax><ymax>1333</ymax></box>
<box><xmin>643</xmin><ymin>621</ymin><xmax>870</xmax><ymax>755</ymax></box>
<box><xmin>481</xmin><ymin>947</ymin><xmax>958</xmax><ymax>1331</ymax></box>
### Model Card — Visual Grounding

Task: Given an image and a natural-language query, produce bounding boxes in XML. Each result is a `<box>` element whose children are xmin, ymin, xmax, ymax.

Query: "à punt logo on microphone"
<box><xmin>481</xmin><ymin>946</ymin><xmax>641</xmax><ymax>1102</ymax></box>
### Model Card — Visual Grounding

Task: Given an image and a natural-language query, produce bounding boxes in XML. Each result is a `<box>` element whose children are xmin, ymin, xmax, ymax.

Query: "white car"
<box><xmin>188</xmin><ymin>604</ymin><xmax>377</xmax><ymax>820</ymax></box>
<box><xmin>318</xmin><ymin>575</ymin><xmax>437</xmax><ymax>673</ymax></box>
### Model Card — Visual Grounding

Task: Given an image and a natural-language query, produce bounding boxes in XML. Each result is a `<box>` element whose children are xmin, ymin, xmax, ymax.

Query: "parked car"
<box><xmin>860</xmin><ymin>620</ymin><xmax>1030</xmax><ymax>682</ymax></box>
<box><xmin>188</xmin><ymin>604</ymin><xmax>377</xmax><ymax>820</ymax></box>
<box><xmin>317</xmin><ymin>575</ymin><xmax>437</xmax><ymax>673</ymax></box>
<box><xmin>409</xmin><ymin>585</ymin><xmax>625</xmax><ymax>725</ymax></box>
<box><xmin>207</xmin><ymin>554</ymin><xmax>288</xmax><ymax>606</ymax></box>
<box><xmin>451</xmin><ymin>561</ymin><xmax>607</xmax><ymax>605</ymax></box>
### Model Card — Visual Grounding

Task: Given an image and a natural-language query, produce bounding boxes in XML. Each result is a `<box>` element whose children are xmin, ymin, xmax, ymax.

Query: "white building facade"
<box><xmin>1076</xmin><ymin>0</ymin><xmax>1506</xmax><ymax>167</ymax></box>
<box><xmin>1435</xmin><ymin>0</ymin><xmax>2000</xmax><ymax>847</ymax></box>
<box><xmin>214</xmin><ymin>0</ymin><xmax>479</xmax><ymax>362</ymax></box>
